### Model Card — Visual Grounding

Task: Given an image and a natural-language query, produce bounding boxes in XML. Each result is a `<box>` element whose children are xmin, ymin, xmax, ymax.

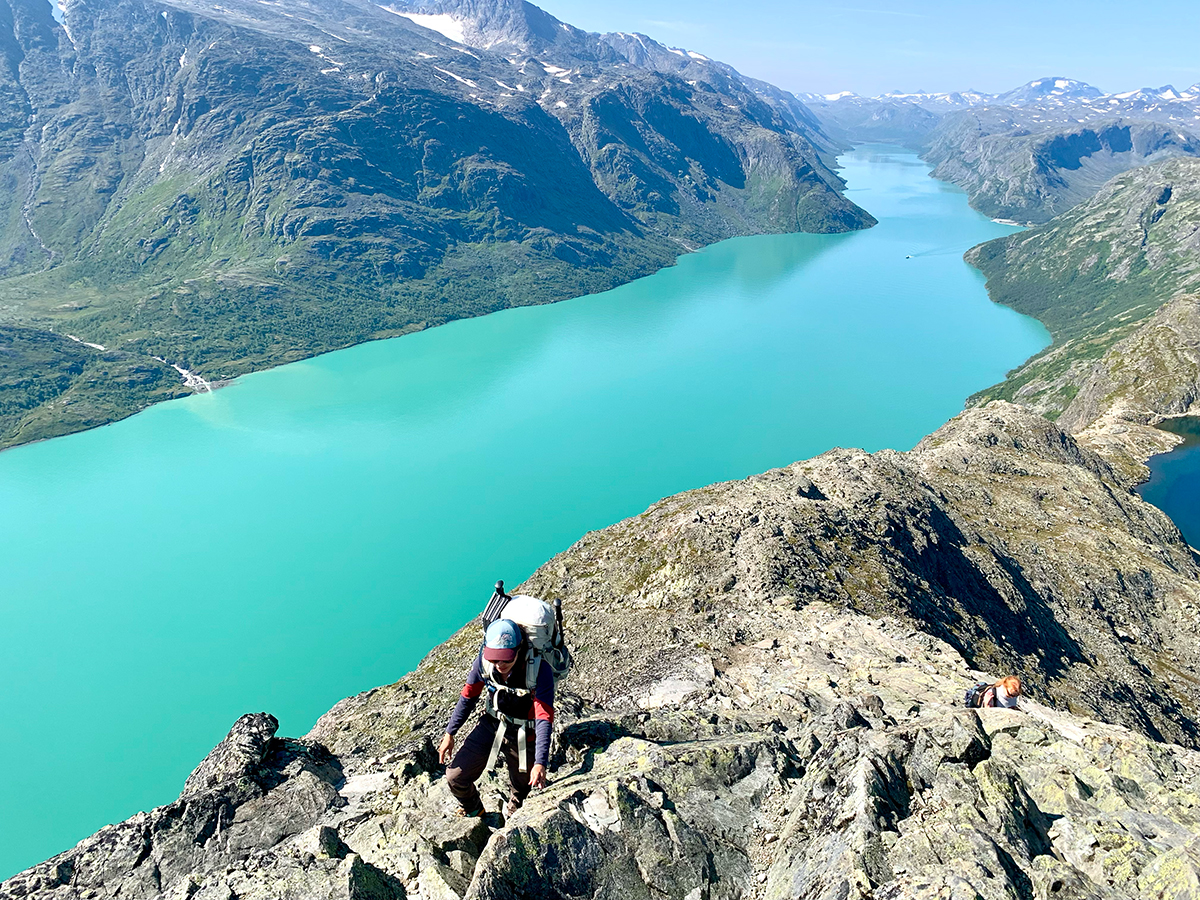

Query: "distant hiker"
<box><xmin>964</xmin><ymin>675</ymin><xmax>1023</xmax><ymax>709</ymax></box>
<box><xmin>438</xmin><ymin>617</ymin><xmax>557</xmax><ymax>817</ymax></box>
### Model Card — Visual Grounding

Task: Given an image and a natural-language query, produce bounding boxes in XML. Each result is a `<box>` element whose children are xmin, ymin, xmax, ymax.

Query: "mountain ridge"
<box><xmin>4</xmin><ymin>402</ymin><xmax>1199</xmax><ymax>898</ymax></box>
<box><xmin>923</xmin><ymin>114</ymin><xmax>1200</xmax><ymax>224</ymax></box>
<box><xmin>807</xmin><ymin>76</ymin><xmax>1200</xmax><ymax>116</ymax></box>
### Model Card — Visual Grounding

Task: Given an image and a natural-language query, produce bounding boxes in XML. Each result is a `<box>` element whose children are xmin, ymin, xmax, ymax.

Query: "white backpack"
<box><xmin>481</xmin><ymin>583</ymin><xmax>572</xmax><ymax>683</ymax></box>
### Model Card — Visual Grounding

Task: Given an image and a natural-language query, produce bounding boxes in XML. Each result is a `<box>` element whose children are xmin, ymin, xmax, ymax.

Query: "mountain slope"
<box><xmin>0</xmin><ymin>0</ymin><xmax>871</xmax><ymax>449</ymax></box>
<box><xmin>4</xmin><ymin>403</ymin><xmax>1200</xmax><ymax>899</ymax></box>
<box><xmin>925</xmin><ymin>112</ymin><xmax>1200</xmax><ymax>224</ymax></box>
<box><xmin>966</xmin><ymin>157</ymin><xmax>1200</xmax><ymax>473</ymax></box>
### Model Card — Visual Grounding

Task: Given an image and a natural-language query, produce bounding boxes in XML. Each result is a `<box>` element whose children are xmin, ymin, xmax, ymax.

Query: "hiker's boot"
<box><xmin>456</xmin><ymin>803</ymin><xmax>485</xmax><ymax>818</ymax></box>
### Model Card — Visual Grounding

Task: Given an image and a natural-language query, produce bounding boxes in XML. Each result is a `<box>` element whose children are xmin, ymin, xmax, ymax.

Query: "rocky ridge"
<box><xmin>1057</xmin><ymin>296</ymin><xmax>1200</xmax><ymax>480</ymax></box>
<box><xmin>5</xmin><ymin>403</ymin><xmax>1200</xmax><ymax>899</ymax></box>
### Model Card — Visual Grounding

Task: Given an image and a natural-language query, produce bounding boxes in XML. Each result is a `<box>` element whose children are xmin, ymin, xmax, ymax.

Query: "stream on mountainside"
<box><xmin>1139</xmin><ymin>417</ymin><xmax>1200</xmax><ymax>549</ymax></box>
<box><xmin>0</xmin><ymin>145</ymin><xmax>1050</xmax><ymax>878</ymax></box>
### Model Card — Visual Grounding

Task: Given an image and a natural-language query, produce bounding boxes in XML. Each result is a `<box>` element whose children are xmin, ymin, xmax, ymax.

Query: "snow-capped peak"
<box><xmin>811</xmin><ymin>75</ymin><xmax>1200</xmax><ymax>129</ymax></box>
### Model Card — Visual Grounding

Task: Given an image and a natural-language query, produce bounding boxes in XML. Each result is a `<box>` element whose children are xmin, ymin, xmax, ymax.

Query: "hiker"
<box><xmin>966</xmin><ymin>675</ymin><xmax>1022</xmax><ymax>709</ymax></box>
<box><xmin>437</xmin><ymin>618</ymin><xmax>555</xmax><ymax>817</ymax></box>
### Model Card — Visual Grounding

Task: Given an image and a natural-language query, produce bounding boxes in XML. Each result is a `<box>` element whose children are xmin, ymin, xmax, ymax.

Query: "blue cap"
<box><xmin>483</xmin><ymin>619</ymin><xmax>522</xmax><ymax>662</ymax></box>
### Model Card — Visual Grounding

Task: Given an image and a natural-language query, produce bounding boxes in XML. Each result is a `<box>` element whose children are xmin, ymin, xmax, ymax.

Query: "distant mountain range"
<box><xmin>806</xmin><ymin>77</ymin><xmax>1200</xmax><ymax>224</ymax></box>
<box><xmin>0</xmin><ymin>0</ymin><xmax>871</xmax><ymax>449</ymax></box>
<box><xmin>806</xmin><ymin>76</ymin><xmax>1200</xmax><ymax>122</ymax></box>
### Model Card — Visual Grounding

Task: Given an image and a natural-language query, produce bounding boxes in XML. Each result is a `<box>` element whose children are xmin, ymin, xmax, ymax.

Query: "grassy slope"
<box><xmin>0</xmin><ymin>325</ymin><xmax>189</xmax><ymax>446</ymax></box>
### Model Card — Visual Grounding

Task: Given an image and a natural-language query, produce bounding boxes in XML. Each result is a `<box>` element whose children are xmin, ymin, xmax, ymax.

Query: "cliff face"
<box><xmin>6</xmin><ymin>403</ymin><xmax>1200</xmax><ymax>900</ymax></box>
<box><xmin>924</xmin><ymin>114</ymin><xmax>1200</xmax><ymax>225</ymax></box>
<box><xmin>0</xmin><ymin>0</ymin><xmax>870</xmax><ymax>449</ymax></box>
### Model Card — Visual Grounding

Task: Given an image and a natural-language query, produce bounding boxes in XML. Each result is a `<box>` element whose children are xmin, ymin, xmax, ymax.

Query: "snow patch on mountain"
<box><xmin>379</xmin><ymin>7</ymin><xmax>465</xmax><ymax>44</ymax></box>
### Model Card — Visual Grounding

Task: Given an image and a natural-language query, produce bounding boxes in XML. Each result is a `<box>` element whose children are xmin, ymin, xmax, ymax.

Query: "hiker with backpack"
<box><xmin>437</xmin><ymin>584</ymin><xmax>570</xmax><ymax>818</ymax></box>
<box><xmin>964</xmin><ymin>675</ymin><xmax>1023</xmax><ymax>709</ymax></box>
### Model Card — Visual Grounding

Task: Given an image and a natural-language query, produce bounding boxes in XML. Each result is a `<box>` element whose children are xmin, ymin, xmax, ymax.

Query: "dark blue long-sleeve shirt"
<box><xmin>445</xmin><ymin>651</ymin><xmax>555</xmax><ymax>767</ymax></box>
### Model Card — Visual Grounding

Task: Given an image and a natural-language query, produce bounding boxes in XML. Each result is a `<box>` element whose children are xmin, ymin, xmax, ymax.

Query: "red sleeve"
<box><xmin>445</xmin><ymin>653</ymin><xmax>486</xmax><ymax>736</ymax></box>
<box><xmin>532</xmin><ymin>661</ymin><xmax>555</xmax><ymax>723</ymax></box>
<box><xmin>461</xmin><ymin>652</ymin><xmax>485</xmax><ymax>698</ymax></box>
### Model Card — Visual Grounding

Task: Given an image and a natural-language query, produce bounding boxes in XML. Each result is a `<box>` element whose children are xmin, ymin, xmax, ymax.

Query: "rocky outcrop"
<box><xmin>1</xmin><ymin>713</ymin><xmax>350</xmax><ymax>899</ymax></box>
<box><xmin>7</xmin><ymin>403</ymin><xmax>1199</xmax><ymax>900</ymax></box>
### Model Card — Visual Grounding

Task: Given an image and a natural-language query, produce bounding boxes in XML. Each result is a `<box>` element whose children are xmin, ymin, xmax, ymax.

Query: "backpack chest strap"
<box><xmin>483</xmin><ymin>699</ymin><xmax>535</xmax><ymax>774</ymax></box>
<box><xmin>489</xmin><ymin>682</ymin><xmax>532</xmax><ymax>699</ymax></box>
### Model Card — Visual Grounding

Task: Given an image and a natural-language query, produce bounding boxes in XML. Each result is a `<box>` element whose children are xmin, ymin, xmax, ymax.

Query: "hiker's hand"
<box><xmin>530</xmin><ymin>764</ymin><xmax>547</xmax><ymax>789</ymax></box>
<box><xmin>438</xmin><ymin>733</ymin><xmax>454</xmax><ymax>764</ymax></box>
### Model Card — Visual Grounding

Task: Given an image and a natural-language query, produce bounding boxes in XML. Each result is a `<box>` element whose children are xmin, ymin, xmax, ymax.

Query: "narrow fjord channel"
<box><xmin>0</xmin><ymin>146</ymin><xmax>1049</xmax><ymax>877</ymax></box>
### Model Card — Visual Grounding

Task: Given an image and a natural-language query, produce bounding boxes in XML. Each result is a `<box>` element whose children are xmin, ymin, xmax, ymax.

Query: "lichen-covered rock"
<box><xmin>0</xmin><ymin>721</ymin><xmax>348</xmax><ymax>900</ymax></box>
<box><xmin>182</xmin><ymin>713</ymin><xmax>280</xmax><ymax>798</ymax></box>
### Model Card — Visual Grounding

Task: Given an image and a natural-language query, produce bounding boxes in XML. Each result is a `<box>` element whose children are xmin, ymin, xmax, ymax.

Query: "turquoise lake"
<box><xmin>0</xmin><ymin>146</ymin><xmax>1049</xmax><ymax>878</ymax></box>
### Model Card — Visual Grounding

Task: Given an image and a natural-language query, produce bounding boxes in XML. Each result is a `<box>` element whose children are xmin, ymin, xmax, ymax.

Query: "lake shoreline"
<box><xmin>0</xmin><ymin>146</ymin><xmax>1049</xmax><ymax>879</ymax></box>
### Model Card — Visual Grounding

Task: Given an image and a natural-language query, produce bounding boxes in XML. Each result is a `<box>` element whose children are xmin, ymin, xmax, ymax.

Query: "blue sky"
<box><xmin>537</xmin><ymin>0</ymin><xmax>1200</xmax><ymax>97</ymax></box>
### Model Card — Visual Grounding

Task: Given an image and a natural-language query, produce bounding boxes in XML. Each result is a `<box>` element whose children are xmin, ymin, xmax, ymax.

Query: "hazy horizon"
<box><xmin>536</xmin><ymin>0</ymin><xmax>1200</xmax><ymax>99</ymax></box>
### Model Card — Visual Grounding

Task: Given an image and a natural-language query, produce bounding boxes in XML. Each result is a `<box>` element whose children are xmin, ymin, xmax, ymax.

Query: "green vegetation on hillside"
<box><xmin>0</xmin><ymin>325</ymin><xmax>188</xmax><ymax>446</ymax></box>
<box><xmin>0</xmin><ymin>0</ymin><xmax>872</xmax><ymax>449</ymax></box>
<box><xmin>966</xmin><ymin>156</ymin><xmax>1200</xmax><ymax>418</ymax></box>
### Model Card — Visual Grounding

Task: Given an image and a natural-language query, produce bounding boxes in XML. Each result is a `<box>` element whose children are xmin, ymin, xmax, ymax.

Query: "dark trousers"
<box><xmin>445</xmin><ymin>716</ymin><xmax>531</xmax><ymax>812</ymax></box>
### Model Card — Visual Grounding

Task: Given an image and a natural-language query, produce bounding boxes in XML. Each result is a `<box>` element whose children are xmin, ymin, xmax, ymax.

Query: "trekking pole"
<box><xmin>482</xmin><ymin>580</ymin><xmax>510</xmax><ymax>629</ymax></box>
